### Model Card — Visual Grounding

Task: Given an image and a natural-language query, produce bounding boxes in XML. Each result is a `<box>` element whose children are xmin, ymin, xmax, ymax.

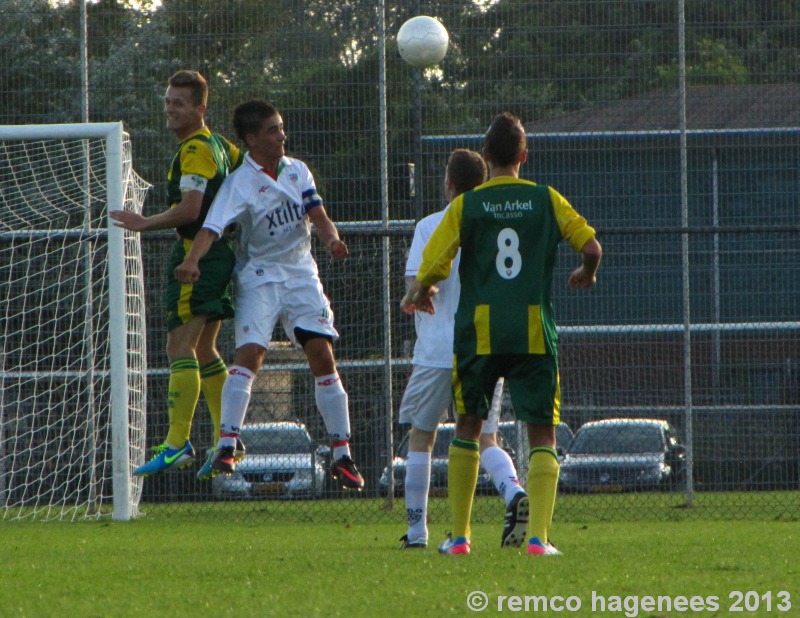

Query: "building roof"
<box><xmin>527</xmin><ymin>85</ymin><xmax>800</xmax><ymax>132</ymax></box>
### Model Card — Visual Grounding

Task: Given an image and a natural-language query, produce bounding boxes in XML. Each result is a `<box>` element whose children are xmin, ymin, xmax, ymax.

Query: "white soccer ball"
<box><xmin>397</xmin><ymin>16</ymin><xmax>449</xmax><ymax>69</ymax></box>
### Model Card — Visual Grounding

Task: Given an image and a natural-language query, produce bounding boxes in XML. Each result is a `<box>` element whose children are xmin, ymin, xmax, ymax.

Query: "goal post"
<box><xmin>0</xmin><ymin>122</ymin><xmax>149</xmax><ymax>521</ymax></box>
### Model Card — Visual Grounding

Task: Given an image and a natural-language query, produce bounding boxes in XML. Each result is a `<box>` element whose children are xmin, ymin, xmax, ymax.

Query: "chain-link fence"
<box><xmin>2</xmin><ymin>0</ymin><xmax>798</xmax><ymax>522</ymax></box>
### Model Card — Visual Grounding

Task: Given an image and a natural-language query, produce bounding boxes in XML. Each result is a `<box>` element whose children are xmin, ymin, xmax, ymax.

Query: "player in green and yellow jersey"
<box><xmin>110</xmin><ymin>70</ymin><xmax>244</xmax><ymax>478</ymax></box>
<box><xmin>413</xmin><ymin>112</ymin><xmax>602</xmax><ymax>556</ymax></box>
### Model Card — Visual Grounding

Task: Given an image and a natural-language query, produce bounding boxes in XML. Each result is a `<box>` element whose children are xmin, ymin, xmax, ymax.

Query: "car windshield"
<box><xmin>240</xmin><ymin>427</ymin><xmax>312</xmax><ymax>455</ymax></box>
<box><xmin>569</xmin><ymin>424</ymin><xmax>665</xmax><ymax>455</ymax></box>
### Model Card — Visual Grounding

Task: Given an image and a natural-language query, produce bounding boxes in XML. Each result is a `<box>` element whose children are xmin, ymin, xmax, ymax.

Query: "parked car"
<box><xmin>558</xmin><ymin>418</ymin><xmax>686</xmax><ymax>493</ymax></box>
<box><xmin>555</xmin><ymin>421</ymin><xmax>574</xmax><ymax>459</ymax></box>
<box><xmin>212</xmin><ymin>421</ymin><xmax>328</xmax><ymax>500</ymax></box>
<box><xmin>379</xmin><ymin>421</ymin><xmax>573</xmax><ymax>496</ymax></box>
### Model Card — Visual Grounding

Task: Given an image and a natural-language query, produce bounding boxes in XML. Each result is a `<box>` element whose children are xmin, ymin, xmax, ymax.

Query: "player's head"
<box><xmin>167</xmin><ymin>70</ymin><xmax>208</xmax><ymax>107</ymax></box>
<box><xmin>233</xmin><ymin>99</ymin><xmax>286</xmax><ymax>164</ymax></box>
<box><xmin>233</xmin><ymin>99</ymin><xmax>281</xmax><ymax>140</ymax></box>
<box><xmin>445</xmin><ymin>149</ymin><xmax>487</xmax><ymax>199</ymax></box>
<box><xmin>164</xmin><ymin>70</ymin><xmax>208</xmax><ymax>138</ymax></box>
<box><xmin>483</xmin><ymin>112</ymin><xmax>527</xmax><ymax>168</ymax></box>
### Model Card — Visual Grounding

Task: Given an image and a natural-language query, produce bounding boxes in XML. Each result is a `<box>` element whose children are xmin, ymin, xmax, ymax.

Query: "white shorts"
<box><xmin>234</xmin><ymin>275</ymin><xmax>339</xmax><ymax>350</ymax></box>
<box><xmin>398</xmin><ymin>365</ymin><xmax>504</xmax><ymax>433</ymax></box>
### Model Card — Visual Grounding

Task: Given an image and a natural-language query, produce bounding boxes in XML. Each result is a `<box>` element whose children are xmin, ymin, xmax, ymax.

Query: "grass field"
<box><xmin>3</xmin><ymin>497</ymin><xmax>798</xmax><ymax>618</ymax></box>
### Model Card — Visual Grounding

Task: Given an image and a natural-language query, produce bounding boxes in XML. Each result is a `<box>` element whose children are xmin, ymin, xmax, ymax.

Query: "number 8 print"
<box><xmin>496</xmin><ymin>228</ymin><xmax>522</xmax><ymax>279</ymax></box>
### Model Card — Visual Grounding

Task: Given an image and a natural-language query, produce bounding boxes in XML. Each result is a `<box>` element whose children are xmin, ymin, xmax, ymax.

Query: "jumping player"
<box><xmin>175</xmin><ymin>99</ymin><xmax>365</xmax><ymax>490</ymax></box>
<box><xmin>110</xmin><ymin>70</ymin><xmax>244</xmax><ymax>477</ymax></box>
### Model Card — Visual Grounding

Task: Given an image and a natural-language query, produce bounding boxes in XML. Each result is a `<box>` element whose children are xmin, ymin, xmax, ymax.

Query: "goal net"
<box><xmin>0</xmin><ymin>123</ymin><xmax>149</xmax><ymax>521</ymax></box>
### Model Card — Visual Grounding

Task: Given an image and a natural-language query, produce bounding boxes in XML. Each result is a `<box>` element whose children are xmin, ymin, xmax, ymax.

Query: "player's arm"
<box><xmin>400</xmin><ymin>220</ymin><xmax>434</xmax><ymax>314</ymax></box>
<box><xmin>109</xmin><ymin>189</ymin><xmax>203</xmax><ymax>232</ymax></box>
<box><xmin>111</xmin><ymin>138</ymin><xmax>217</xmax><ymax>232</ymax></box>
<box><xmin>412</xmin><ymin>200</ymin><xmax>462</xmax><ymax>313</ymax></box>
<box><xmin>568</xmin><ymin>237</ymin><xmax>602</xmax><ymax>289</ymax></box>
<box><xmin>174</xmin><ymin>175</ymin><xmax>241</xmax><ymax>283</ymax></box>
<box><xmin>548</xmin><ymin>187</ymin><xmax>603</xmax><ymax>289</ymax></box>
<box><xmin>174</xmin><ymin>227</ymin><xmax>220</xmax><ymax>283</ymax></box>
<box><xmin>308</xmin><ymin>205</ymin><xmax>348</xmax><ymax>259</ymax></box>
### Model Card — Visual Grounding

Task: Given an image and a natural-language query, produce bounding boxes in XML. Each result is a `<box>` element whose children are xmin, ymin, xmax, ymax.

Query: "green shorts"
<box><xmin>164</xmin><ymin>237</ymin><xmax>235</xmax><ymax>332</ymax></box>
<box><xmin>453</xmin><ymin>353</ymin><xmax>560</xmax><ymax>425</ymax></box>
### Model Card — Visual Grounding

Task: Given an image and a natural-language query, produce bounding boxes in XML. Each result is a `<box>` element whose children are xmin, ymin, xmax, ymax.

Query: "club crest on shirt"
<box><xmin>289</xmin><ymin>173</ymin><xmax>299</xmax><ymax>183</ymax></box>
<box><xmin>259</xmin><ymin>185</ymin><xmax>269</xmax><ymax>193</ymax></box>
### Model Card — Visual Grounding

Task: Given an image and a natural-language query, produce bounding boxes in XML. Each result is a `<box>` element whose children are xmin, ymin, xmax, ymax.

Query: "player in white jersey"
<box><xmin>397</xmin><ymin>149</ymin><xmax>528</xmax><ymax>549</ymax></box>
<box><xmin>175</xmin><ymin>99</ymin><xmax>364</xmax><ymax>490</ymax></box>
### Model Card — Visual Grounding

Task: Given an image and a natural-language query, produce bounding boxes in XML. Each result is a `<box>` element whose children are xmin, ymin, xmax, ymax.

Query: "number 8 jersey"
<box><xmin>417</xmin><ymin>176</ymin><xmax>596</xmax><ymax>358</ymax></box>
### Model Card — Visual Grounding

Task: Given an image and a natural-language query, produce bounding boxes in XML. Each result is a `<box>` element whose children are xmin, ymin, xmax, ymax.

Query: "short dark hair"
<box><xmin>233</xmin><ymin>99</ymin><xmax>280</xmax><ymax>140</ymax></box>
<box><xmin>167</xmin><ymin>70</ymin><xmax>208</xmax><ymax>107</ymax></box>
<box><xmin>446</xmin><ymin>149</ymin><xmax>487</xmax><ymax>196</ymax></box>
<box><xmin>484</xmin><ymin>112</ymin><xmax>527</xmax><ymax>167</ymax></box>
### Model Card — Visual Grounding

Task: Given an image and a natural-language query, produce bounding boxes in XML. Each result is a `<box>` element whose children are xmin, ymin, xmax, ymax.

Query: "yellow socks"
<box><xmin>527</xmin><ymin>446</ymin><xmax>560</xmax><ymax>543</ymax></box>
<box><xmin>448</xmin><ymin>438</ymin><xmax>480</xmax><ymax>540</ymax></box>
<box><xmin>200</xmin><ymin>358</ymin><xmax>227</xmax><ymax>439</ymax></box>
<box><xmin>165</xmin><ymin>358</ymin><xmax>201</xmax><ymax>448</ymax></box>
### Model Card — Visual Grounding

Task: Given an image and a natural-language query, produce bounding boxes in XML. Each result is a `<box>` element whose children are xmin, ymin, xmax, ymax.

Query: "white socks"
<box><xmin>315</xmin><ymin>373</ymin><xmax>352</xmax><ymax>459</ymax></box>
<box><xmin>217</xmin><ymin>369</ymin><xmax>353</xmax><ymax>459</ymax></box>
<box><xmin>404</xmin><ymin>451</ymin><xmax>431</xmax><ymax>543</ymax></box>
<box><xmin>217</xmin><ymin>366</ymin><xmax>255</xmax><ymax>448</ymax></box>
<box><xmin>481</xmin><ymin>445</ymin><xmax>525</xmax><ymax>506</ymax></box>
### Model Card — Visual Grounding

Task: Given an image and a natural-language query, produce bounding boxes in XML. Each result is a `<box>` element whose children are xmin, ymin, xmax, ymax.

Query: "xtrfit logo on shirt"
<box><xmin>265</xmin><ymin>200</ymin><xmax>304</xmax><ymax>229</ymax></box>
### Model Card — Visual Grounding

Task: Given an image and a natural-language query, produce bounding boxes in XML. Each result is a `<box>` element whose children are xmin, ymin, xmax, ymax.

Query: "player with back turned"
<box><xmin>398</xmin><ymin>149</ymin><xmax>529</xmax><ymax>550</ymax></box>
<box><xmin>413</xmin><ymin>112</ymin><xmax>602</xmax><ymax>556</ymax></box>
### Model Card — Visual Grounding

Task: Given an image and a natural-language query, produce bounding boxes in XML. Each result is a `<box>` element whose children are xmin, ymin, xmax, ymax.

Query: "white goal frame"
<box><xmin>0</xmin><ymin>122</ymin><xmax>145</xmax><ymax>521</ymax></box>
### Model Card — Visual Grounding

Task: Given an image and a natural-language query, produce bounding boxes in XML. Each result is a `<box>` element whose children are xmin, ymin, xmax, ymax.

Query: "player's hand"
<box><xmin>329</xmin><ymin>239</ymin><xmax>348</xmax><ymax>259</ymax></box>
<box><xmin>109</xmin><ymin>210</ymin><xmax>148</xmax><ymax>232</ymax></box>
<box><xmin>567</xmin><ymin>266</ymin><xmax>596</xmax><ymax>289</ymax></box>
<box><xmin>400</xmin><ymin>291</ymin><xmax>417</xmax><ymax>314</ymax></box>
<box><xmin>175</xmin><ymin>260</ymin><xmax>201</xmax><ymax>284</ymax></box>
<box><xmin>410</xmin><ymin>285</ymin><xmax>438</xmax><ymax>315</ymax></box>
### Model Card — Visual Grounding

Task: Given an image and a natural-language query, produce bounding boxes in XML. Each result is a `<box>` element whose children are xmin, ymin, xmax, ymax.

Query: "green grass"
<box><xmin>3</xmin><ymin>499</ymin><xmax>799</xmax><ymax>618</ymax></box>
<box><xmin>5</xmin><ymin>491</ymin><xmax>800</xmax><ymax>526</ymax></box>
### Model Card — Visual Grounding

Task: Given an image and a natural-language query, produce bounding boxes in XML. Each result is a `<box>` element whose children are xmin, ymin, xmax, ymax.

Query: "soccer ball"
<box><xmin>397</xmin><ymin>16</ymin><xmax>449</xmax><ymax>69</ymax></box>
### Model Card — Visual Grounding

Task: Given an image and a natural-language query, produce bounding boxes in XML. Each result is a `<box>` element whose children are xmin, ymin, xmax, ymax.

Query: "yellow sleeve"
<box><xmin>229</xmin><ymin>140</ymin><xmax>244</xmax><ymax>170</ymax></box>
<box><xmin>548</xmin><ymin>186</ymin><xmax>596</xmax><ymax>252</ymax></box>
<box><xmin>417</xmin><ymin>197</ymin><xmax>464</xmax><ymax>287</ymax></box>
<box><xmin>180</xmin><ymin>139</ymin><xmax>219</xmax><ymax>180</ymax></box>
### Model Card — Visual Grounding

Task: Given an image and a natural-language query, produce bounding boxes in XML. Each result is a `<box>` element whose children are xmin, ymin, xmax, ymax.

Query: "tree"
<box><xmin>0</xmin><ymin>0</ymin><xmax>84</xmax><ymax>123</ymax></box>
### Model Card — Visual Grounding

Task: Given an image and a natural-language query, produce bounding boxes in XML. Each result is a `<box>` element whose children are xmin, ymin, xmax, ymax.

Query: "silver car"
<box><xmin>212</xmin><ymin>421</ymin><xmax>328</xmax><ymax>500</ymax></box>
<box><xmin>558</xmin><ymin>418</ymin><xmax>686</xmax><ymax>493</ymax></box>
<box><xmin>379</xmin><ymin>421</ymin><xmax>573</xmax><ymax>496</ymax></box>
